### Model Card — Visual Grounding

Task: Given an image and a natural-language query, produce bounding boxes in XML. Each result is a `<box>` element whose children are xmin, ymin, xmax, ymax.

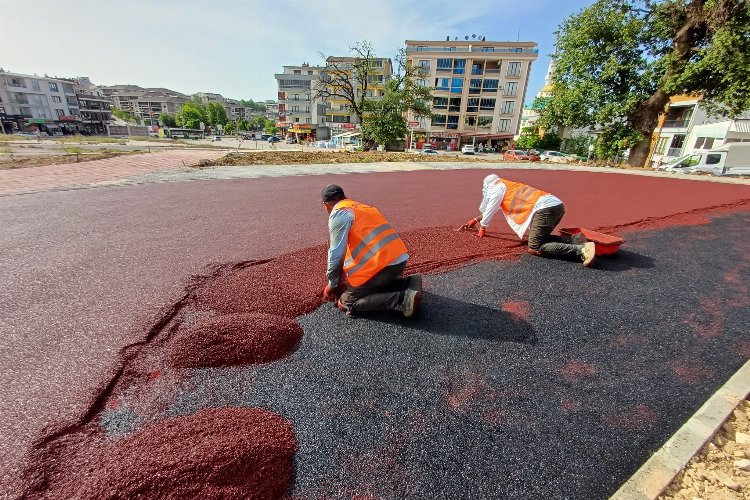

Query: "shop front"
<box><xmin>0</xmin><ymin>113</ymin><xmax>25</xmax><ymax>134</ymax></box>
<box><xmin>57</xmin><ymin>115</ymin><xmax>82</xmax><ymax>135</ymax></box>
<box><xmin>288</xmin><ymin>123</ymin><xmax>315</xmax><ymax>141</ymax></box>
<box><xmin>459</xmin><ymin>133</ymin><xmax>514</xmax><ymax>152</ymax></box>
<box><xmin>429</xmin><ymin>131</ymin><xmax>459</xmax><ymax>151</ymax></box>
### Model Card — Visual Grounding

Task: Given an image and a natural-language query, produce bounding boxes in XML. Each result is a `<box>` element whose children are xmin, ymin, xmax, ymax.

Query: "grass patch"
<box><xmin>58</xmin><ymin>136</ymin><xmax>127</xmax><ymax>145</ymax></box>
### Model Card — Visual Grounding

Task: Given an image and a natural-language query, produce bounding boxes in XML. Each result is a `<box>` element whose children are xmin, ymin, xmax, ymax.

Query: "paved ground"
<box><xmin>1</xmin><ymin>164</ymin><xmax>749</xmax><ymax>496</ymax></box>
<box><xmin>0</xmin><ymin>150</ymin><xmax>225</xmax><ymax>195</ymax></box>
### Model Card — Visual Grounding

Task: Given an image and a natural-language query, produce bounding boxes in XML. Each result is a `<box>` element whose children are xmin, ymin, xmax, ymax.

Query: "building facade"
<box><xmin>100</xmin><ymin>85</ymin><xmax>188</xmax><ymax>125</ymax></box>
<box><xmin>649</xmin><ymin>95</ymin><xmax>750</xmax><ymax>167</ymax></box>
<box><xmin>405</xmin><ymin>39</ymin><xmax>538</xmax><ymax>150</ymax></box>
<box><xmin>274</xmin><ymin>63</ymin><xmax>329</xmax><ymax>140</ymax></box>
<box><xmin>0</xmin><ymin>70</ymin><xmax>84</xmax><ymax>134</ymax></box>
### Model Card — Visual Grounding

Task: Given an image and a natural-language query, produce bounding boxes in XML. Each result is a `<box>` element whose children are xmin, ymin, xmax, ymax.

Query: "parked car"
<box><xmin>148</xmin><ymin>131</ymin><xmax>160</xmax><ymax>138</ymax></box>
<box><xmin>267</xmin><ymin>136</ymin><xmax>280</xmax><ymax>143</ymax></box>
<box><xmin>285</xmin><ymin>136</ymin><xmax>297</xmax><ymax>144</ymax></box>
<box><xmin>461</xmin><ymin>144</ymin><xmax>475</xmax><ymax>155</ymax></box>
<box><xmin>420</xmin><ymin>147</ymin><xmax>438</xmax><ymax>154</ymax></box>
<box><xmin>661</xmin><ymin>143</ymin><xmax>750</xmax><ymax>176</ymax></box>
<box><xmin>211</xmin><ymin>136</ymin><xmax>222</xmax><ymax>142</ymax></box>
<box><xmin>540</xmin><ymin>150</ymin><xmax>570</xmax><ymax>163</ymax></box>
<box><xmin>504</xmin><ymin>149</ymin><xmax>541</xmax><ymax>161</ymax></box>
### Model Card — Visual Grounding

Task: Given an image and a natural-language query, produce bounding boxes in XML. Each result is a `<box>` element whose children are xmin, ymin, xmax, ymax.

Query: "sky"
<box><xmin>1</xmin><ymin>0</ymin><xmax>593</xmax><ymax>104</ymax></box>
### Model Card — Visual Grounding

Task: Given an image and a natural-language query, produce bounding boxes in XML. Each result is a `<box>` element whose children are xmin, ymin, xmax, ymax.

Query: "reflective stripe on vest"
<box><xmin>333</xmin><ymin>199</ymin><xmax>408</xmax><ymax>286</ymax></box>
<box><xmin>497</xmin><ymin>179</ymin><xmax>549</xmax><ymax>225</ymax></box>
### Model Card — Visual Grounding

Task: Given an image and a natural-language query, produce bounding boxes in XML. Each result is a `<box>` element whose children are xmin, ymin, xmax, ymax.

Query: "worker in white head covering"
<box><xmin>459</xmin><ymin>174</ymin><xmax>596</xmax><ymax>267</ymax></box>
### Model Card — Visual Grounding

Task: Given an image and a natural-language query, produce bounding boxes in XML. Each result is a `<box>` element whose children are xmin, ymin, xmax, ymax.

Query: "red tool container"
<box><xmin>559</xmin><ymin>227</ymin><xmax>625</xmax><ymax>256</ymax></box>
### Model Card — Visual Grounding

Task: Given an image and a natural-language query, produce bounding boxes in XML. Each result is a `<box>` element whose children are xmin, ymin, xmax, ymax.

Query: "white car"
<box><xmin>540</xmin><ymin>151</ymin><xmax>570</xmax><ymax>162</ymax></box>
<box><xmin>461</xmin><ymin>144</ymin><xmax>475</xmax><ymax>155</ymax></box>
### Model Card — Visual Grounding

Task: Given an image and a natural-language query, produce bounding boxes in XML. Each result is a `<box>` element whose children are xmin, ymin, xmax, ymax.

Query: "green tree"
<box><xmin>540</xmin><ymin>0</ymin><xmax>750</xmax><ymax>167</ymax></box>
<box><xmin>264</xmin><ymin>122</ymin><xmax>277</xmax><ymax>135</ymax></box>
<box><xmin>237</xmin><ymin>119</ymin><xmax>249</xmax><ymax>131</ymax></box>
<box><xmin>515</xmin><ymin>126</ymin><xmax>542</xmax><ymax>150</ymax></box>
<box><xmin>177</xmin><ymin>100</ymin><xmax>207</xmax><ymax>129</ymax></box>
<box><xmin>361</xmin><ymin>53</ymin><xmax>433</xmax><ymax>148</ymax></box>
<box><xmin>159</xmin><ymin>113</ymin><xmax>177</xmax><ymax>127</ymax></box>
<box><xmin>254</xmin><ymin>116</ymin><xmax>270</xmax><ymax>131</ymax></box>
<box><xmin>112</xmin><ymin>107</ymin><xmax>140</xmax><ymax>124</ymax></box>
<box><xmin>205</xmin><ymin>102</ymin><xmax>228</xmax><ymax>126</ymax></box>
<box><xmin>239</xmin><ymin>99</ymin><xmax>267</xmax><ymax>111</ymax></box>
<box><xmin>224</xmin><ymin>121</ymin><xmax>236</xmax><ymax>134</ymax></box>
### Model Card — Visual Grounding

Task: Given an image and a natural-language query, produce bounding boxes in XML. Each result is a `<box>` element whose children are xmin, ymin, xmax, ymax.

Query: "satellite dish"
<box><xmin>472</xmin><ymin>34</ymin><xmax>476</xmax><ymax>39</ymax></box>
<box><xmin>465</xmin><ymin>36</ymin><xmax>469</xmax><ymax>40</ymax></box>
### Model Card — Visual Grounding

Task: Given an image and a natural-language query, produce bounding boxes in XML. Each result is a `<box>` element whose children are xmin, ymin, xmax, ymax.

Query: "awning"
<box><xmin>333</xmin><ymin>131</ymin><xmax>359</xmax><ymax>139</ymax></box>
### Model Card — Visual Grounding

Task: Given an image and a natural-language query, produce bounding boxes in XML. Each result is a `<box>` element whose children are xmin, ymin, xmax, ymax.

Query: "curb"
<box><xmin>610</xmin><ymin>358</ymin><xmax>750</xmax><ymax>500</ymax></box>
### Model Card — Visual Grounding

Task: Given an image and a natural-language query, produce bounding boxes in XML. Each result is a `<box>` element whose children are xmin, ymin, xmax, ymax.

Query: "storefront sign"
<box><xmin>430</xmin><ymin>132</ymin><xmax>458</xmax><ymax>139</ymax></box>
<box><xmin>25</xmin><ymin>119</ymin><xmax>47</xmax><ymax>125</ymax></box>
<box><xmin>276</xmin><ymin>122</ymin><xmax>289</xmax><ymax>127</ymax></box>
<box><xmin>408</xmin><ymin>121</ymin><xmax>420</xmax><ymax>127</ymax></box>
<box><xmin>339</xmin><ymin>123</ymin><xmax>356</xmax><ymax>129</ymax></box>
<box><xmin>59</xmin><ymin>115</ymin><xmax>77</xmax><ymax>121</ymax></box>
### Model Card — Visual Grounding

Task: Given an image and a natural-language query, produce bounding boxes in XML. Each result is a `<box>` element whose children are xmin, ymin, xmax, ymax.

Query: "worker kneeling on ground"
<box><xmin>321</xmin><ymin>184</ymin><xmax>423</xmax><ymax>317</ymax></box>
<box><xmin>460</xmin><ymin>174</ymin><xmax>596</xmax><ymax>267</ymax></box>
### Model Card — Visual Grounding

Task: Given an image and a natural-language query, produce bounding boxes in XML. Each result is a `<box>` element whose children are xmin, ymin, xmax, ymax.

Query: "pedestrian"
<box><xmin>459</xmin><ymin>174</ymin><xmax>596</xmax><ymax>266</ymax></box>
<box><xmin>321</xmin><ymin>184</ymin><xmax>423</xmax><ymax>318</ymax></box>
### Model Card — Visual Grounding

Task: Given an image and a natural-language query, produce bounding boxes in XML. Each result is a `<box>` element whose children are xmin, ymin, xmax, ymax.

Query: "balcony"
<box><xmin>662</xmin><ymin>119</ymin><xmax>690</xmax><ymax>129</ymax></box>
<box><xmin>406</xmin><ymin>47</ymin><xmax>539</xmax><ymax>54</ymax></box>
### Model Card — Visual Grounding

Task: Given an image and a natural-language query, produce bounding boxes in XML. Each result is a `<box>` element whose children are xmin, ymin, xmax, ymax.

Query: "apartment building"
<box><xmin>274</xmin><ymin>63</ymin><xmax>329</xmax><ymax>140</ymax></box>
<box><xmin>649</xmin><ymin>95</ymin><xmax>750</xmax><ymax>167</ymax></box>
<box><xmin>100</xmin><ymin>85</ymin><xmax>189</xmax><ymax>125</ymax></box>
<box><xmin>72</xmin><ymin>77</ymin><xmax>112</xmax><ymax>135</ymax></box>
<box><xmin>322</xmin><ymin>56</ymin><xmax>392</xmax><ymax>137</ymax></box>
<box><xmin>265</xmin><ymin>100</ymin><xmax>278</xmax><ymax>120</ymax></box>
<box><xmin>405</xmin><ymin>39</ymin><xmax>538</xmax><ymax>150</ymax></box>
<box><xmin>0</xmin><ymin>70</ymin><xmax>87</xmax><ymax>134</ymax></box>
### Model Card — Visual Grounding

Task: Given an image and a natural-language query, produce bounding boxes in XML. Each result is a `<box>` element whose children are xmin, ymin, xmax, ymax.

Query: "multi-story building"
<box><xmin>71</xmin><ymin>77</ymin><xmax>112</xmax><ymax>135</ymax></box>
<box><xmin>649</xmin><ymin>95</ymin><xmax>750</xmax><ymax>167</ymax></box>
<box><xmin>274</xmin><ymin>63</ymin><xmax>329</xmax><ymax>140</ymax></box>
<box><xmin>322</xmin><ymin>56</ymin><xmax>392</xmax><ymax>138</ymax></box>
<box><xmin>100</xmin><ymin>85</ymin><xmax>189</xmax><ymax>125</ymax></box>
<box><xmin>0</xmin><ymin>70</ymin><xmax>84</xmax><ymax>134</ymax></box>
<box><xmin>265</xmin><ymin>100</ymin><xmax>278</xmax><ymax>120</ymax></box>
<box><xmin>405</xmin><ymin>39</ymin><xmax>538</xmax><ymax>150</ymax></box>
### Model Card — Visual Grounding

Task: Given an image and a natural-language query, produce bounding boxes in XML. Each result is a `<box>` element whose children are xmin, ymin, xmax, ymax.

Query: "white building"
<box><xmin>274</xmin><ymin>64</ymin><xmax>329</xmax><ymax>140</ymax></box>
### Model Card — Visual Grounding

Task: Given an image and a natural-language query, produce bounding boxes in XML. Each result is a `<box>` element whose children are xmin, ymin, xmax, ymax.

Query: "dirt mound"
<box><xmin>165</xmin><ymin>313</ymin><xmax>303</xmax><ymax>368</ymax></box>
<box><xmin>46</xmin><ymin>408</ymin><xmax>297</xmax><ymax>499</ymax></box>
<box><xmin>208</xmin><ymin>150</ymin><xmax>508</xmax><ymax>166</ymax></box>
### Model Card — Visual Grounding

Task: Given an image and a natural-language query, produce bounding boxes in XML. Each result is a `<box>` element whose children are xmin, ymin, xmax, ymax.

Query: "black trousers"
<box><xmin>526</xmin><ymin>204</ymin><xmax>583</xmax><ymax>259</ymax></box>
<box><xmin>340</xmin><ymin>261</ymin><xmax>408</xmax><ymax>314</ymax></box>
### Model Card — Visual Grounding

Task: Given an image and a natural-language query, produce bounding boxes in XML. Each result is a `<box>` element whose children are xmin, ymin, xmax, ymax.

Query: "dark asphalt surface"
<box><xmin>105</xmin><ymin>213</ymin><xmax>750</xmax><ymax>499</ymax></box>
<box><xmin>2</xmin><ymin>169</ymin><xmax>749</xmax><ymax>495</ymax></box>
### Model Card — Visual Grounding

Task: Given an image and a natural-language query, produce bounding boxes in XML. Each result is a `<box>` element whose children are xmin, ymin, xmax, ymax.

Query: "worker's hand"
<box><xmin>459</xmin><ymin>218</ymin><xmax>479</xmax><ymax>231</ymax></box>
<box><xmin>322</xmin><ymin>284</ymin><xmax>337</xmax><ymax>301</ymax></box>
<box><xmin>474</xmin><ymin>227</ymin><xmax>486</xmax><ymax>238</ymax></box>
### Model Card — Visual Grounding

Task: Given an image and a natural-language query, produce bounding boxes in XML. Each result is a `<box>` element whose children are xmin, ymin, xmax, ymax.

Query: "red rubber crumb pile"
<box><xmin>165</xmin><ymin>313</ymin><xmax>303</xmax><ymax>368</ymax></box>
<box><xmin>28</xmin><ymin>408</ymin><xmax>297</xmax><ymax>500</ymax></box>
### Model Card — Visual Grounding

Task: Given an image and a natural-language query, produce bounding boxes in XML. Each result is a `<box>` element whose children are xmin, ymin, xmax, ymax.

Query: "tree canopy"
<box><xmin>540</xmin><ymin>0</ymin><xmax>750</xmax><ymax>166</ymax></box>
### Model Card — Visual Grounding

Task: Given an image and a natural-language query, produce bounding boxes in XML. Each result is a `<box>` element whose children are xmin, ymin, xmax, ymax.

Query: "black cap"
<box><xmin>321</xmin><ymin>184</ymin><xmax>346</xmax><ymax>203</ymax></box>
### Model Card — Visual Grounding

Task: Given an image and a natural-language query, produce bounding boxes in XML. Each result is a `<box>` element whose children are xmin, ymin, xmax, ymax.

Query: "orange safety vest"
<box><xmin>334</xmin><ymin>199</ymin><xmax>408</xmax><ymax>287</ymax></box>
<box><xmin>497</xmin><ymin>179</ymin><xmax>549</xmax><ymax>225</ymax></box>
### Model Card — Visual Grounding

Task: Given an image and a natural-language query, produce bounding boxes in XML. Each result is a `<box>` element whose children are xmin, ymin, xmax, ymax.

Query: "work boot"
<box><xmin>398</xmin><ymin>288</ymin><xmax>422</xmax><ymax>318</ymax></box>
<box><xmin>581</xmin><ymin>242</ymin><xmax>596</xmax><ymax>267</ymax></box>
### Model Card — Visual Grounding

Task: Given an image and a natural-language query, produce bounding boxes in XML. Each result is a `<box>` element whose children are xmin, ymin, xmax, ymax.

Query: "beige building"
<box><xmin>405</xmin><ymin>39</ymin><xmax>538</xmax><ymax>150</ymax></box>
<box><xmin>322</xmin><ymin>56</ymin><xmax>392</xmax><ymax>137</ymax></box>
<box><xmin>100</xmin><ymin>85</ymin><xmax>189</xmax><ymax>125</ymax></box>
<box><xmin>275</xmin><ymin>63</ymin><xmax>329</xmax><ymax>140</ymax></box>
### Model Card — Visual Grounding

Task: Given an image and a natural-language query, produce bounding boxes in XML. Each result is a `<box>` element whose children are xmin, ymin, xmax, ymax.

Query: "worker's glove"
<box><xmin>460</xmin><ymin>218</ymin><xmax>479</xmax><ymax>231</ymax></box>
<box><xmin>322</xmin><ymin>284</ymin><xmax>337</xmax><ymax>301</ymax></box>
<box><xmin>474</xmin><ymin>227</ymin><xmax>486</xmax><ymax>238</ymax></box>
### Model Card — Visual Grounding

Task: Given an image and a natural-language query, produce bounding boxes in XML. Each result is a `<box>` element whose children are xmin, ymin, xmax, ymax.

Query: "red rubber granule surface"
<box><xmin>165</xmin><ymin>313</ymin><xmax>303</xmax><ymax>368</ymax></box>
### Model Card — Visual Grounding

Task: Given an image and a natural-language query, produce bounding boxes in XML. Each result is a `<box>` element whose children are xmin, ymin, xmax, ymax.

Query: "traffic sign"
<box><xmin>408</xmin><ymin>121</ymin><xmax>420</xmax><ymax>127</ymax></box>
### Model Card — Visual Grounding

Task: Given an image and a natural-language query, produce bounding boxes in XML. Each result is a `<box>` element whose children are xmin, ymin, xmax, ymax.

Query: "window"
<box><xmin>501</xmin><ymin>101</ymin><xmax>515</xmax><ymax>114</ymax></box>
<box><xmin>471</xmin><ymin>63</ymin><xmax>483</xmax><ymax>75</ymax></box>
<box><xmin>67</xmin><ymin>97</ymin><xmax>78</xmax><ymax>106</ymax></box>
<box><xmin>32</xmin><ymin>80</ymin><xmax>41</xmax><ymax>91</ymax></box>
<box><xmin>418</xmin><ymin>60</ymin><xmax>431</xmax><ymax>72</ymax></box>
<box><xmin>293</xmin><ymin>70</ymin><xmax>301</xmax><ymax>75</ymax></box>
<box><xmin>416</xmin><ymin>78</ymin><xmax>428</xmax><ymax>87</ymax></box>
<box><xmin>293</xmin><ymin>94</ymin><xmax>299</xmax><ymax>100</ymax></box>
<box><xmin>292</xmin><ymin>106</ymin><xmax>299</xmax><ymax>112</ymax></box>
<box><xmin>449</xmin><ymin>98</ymin><xmax>461</xmax><ymax>112</ymax></box>
<box><xmin>447</xmin><ymin>115</ymin><xmax>459</xmax><ymax>129</ymax></box>
<box><xmin>511</xmin><ymin>48</ymin><xmax>523</xmax><ymax>52</ymax></box>
<box><xmin>417</xmin><ymin>46</ymin><xmax>428</xmax><ymax>51</ymax></box>
<box><xmin>437</xmin><ymin>58</ymin><xmax>452</xmax><ymax>70</ymax></box>
<box><xmin>478</xmin><ymin>116</ymin><xmax>493</xmax><ymax>128</ymax></box>
<box><xmin>308</xmin><ymin>71</ymin><xmax>314</xmax><ymax>75</ymax></box>
<box><xmin>63</xmin><ymin>83</ymin><xmax>74</xmax><ymax>94</ymax></box>
<box><xmin>465</xmin><ymin>116</ymin><xmax>477</xmax><ymax>127</ymax></box>
<box><xmin>435</xmin><ymin>78</ymin><xmax>449</xmax><ymax>91</ymax></box>
<box><xmin>306</xmin><ymin>106</ymin><xmax>311</xmax><ymax>113</ymax></box>
<box><xmin>306</xmin><ymin>118</ymin><xmax>312</xmax><ymax>124</ymax></box>
<box><xmin>469</xmin><ymin>79</ymin><xmax>482</xmax><ymax>94</ymax></box>
<box><xmin>483</xmin><ymin>79</ymin><xmax>499</xmax><ymax>92</ymax></box>
<box><xmin>433</xmin><ymin>97</ymin><xmax>448</xmax><ymax>109</ymax></box>
<box><xmin>56</xmin><ymin>109</ymin><xmax>65</xmax><ymax>117</ymax></box>
<box><xmin>466</xmin><ymin>98</ymin><xmax>479</xmax><ymax>112</ymax></box>
<box><xmin>706</xmin><ymin>154</ymin><xmax>722</xmax><ymax>165</ymax></box>
<box><xmin>433</xmin><ymin>114</ymin><xmax>447</xmax><ymax>125</ymax></box>
<box><xmin>507</xmin><ymin>62</ymin><xmax>522</xmax><ymax>77</ymax></box>
<box><xmin>295</xmin><ymin>117</ymin><xmax>300</xmax><ymax>122</ymax></box>
<box><xmin>49</xmin><ymin>82</ymin><xmax>59</xmax><ymax>92</ymax></box>
<box><xmin>453</xmin><ymin>59</ymin><xmax>466</xmax><ymax>74</ymax></box>
<box><xmin>450</xmin><ymin>77</ymin><xmax>463</xmax><ymax>93</ymax></box>
<box><xmin>694</xmin><ymin>137</ymin><xmax>715</xmax><ymax>149</ymax></box>
<box><xmin>0</xmin><ymin>107</ymin><xmax>4</xmax><ymax>114</ymax></box>
<box><xmin>480</xmin><ymin>98</ymin><xmax>496</xmax><ymax>111</ymax></box>
<box><xmin>444</xmin><ymin>46</ymin><xmax>457</xmax><ymax>52</ymax></box>
<box><xmin>504</xmin><ymin>82</ymin><xmax>518</xmax><ymax>96</ymax></box>
<box><xmin>498</xmin><ymin>119</ymin><xmax>511</xmax><ymax>132</ymax></box>
<box><xmin>481</xmin><ymin>47</ymin><xmax>495</xmax><ymax>52</ymax></box>
<box><xmin>52</xmin><ymin>96</ymin><xmax>62</xmax><ymax>103</ymax></box>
